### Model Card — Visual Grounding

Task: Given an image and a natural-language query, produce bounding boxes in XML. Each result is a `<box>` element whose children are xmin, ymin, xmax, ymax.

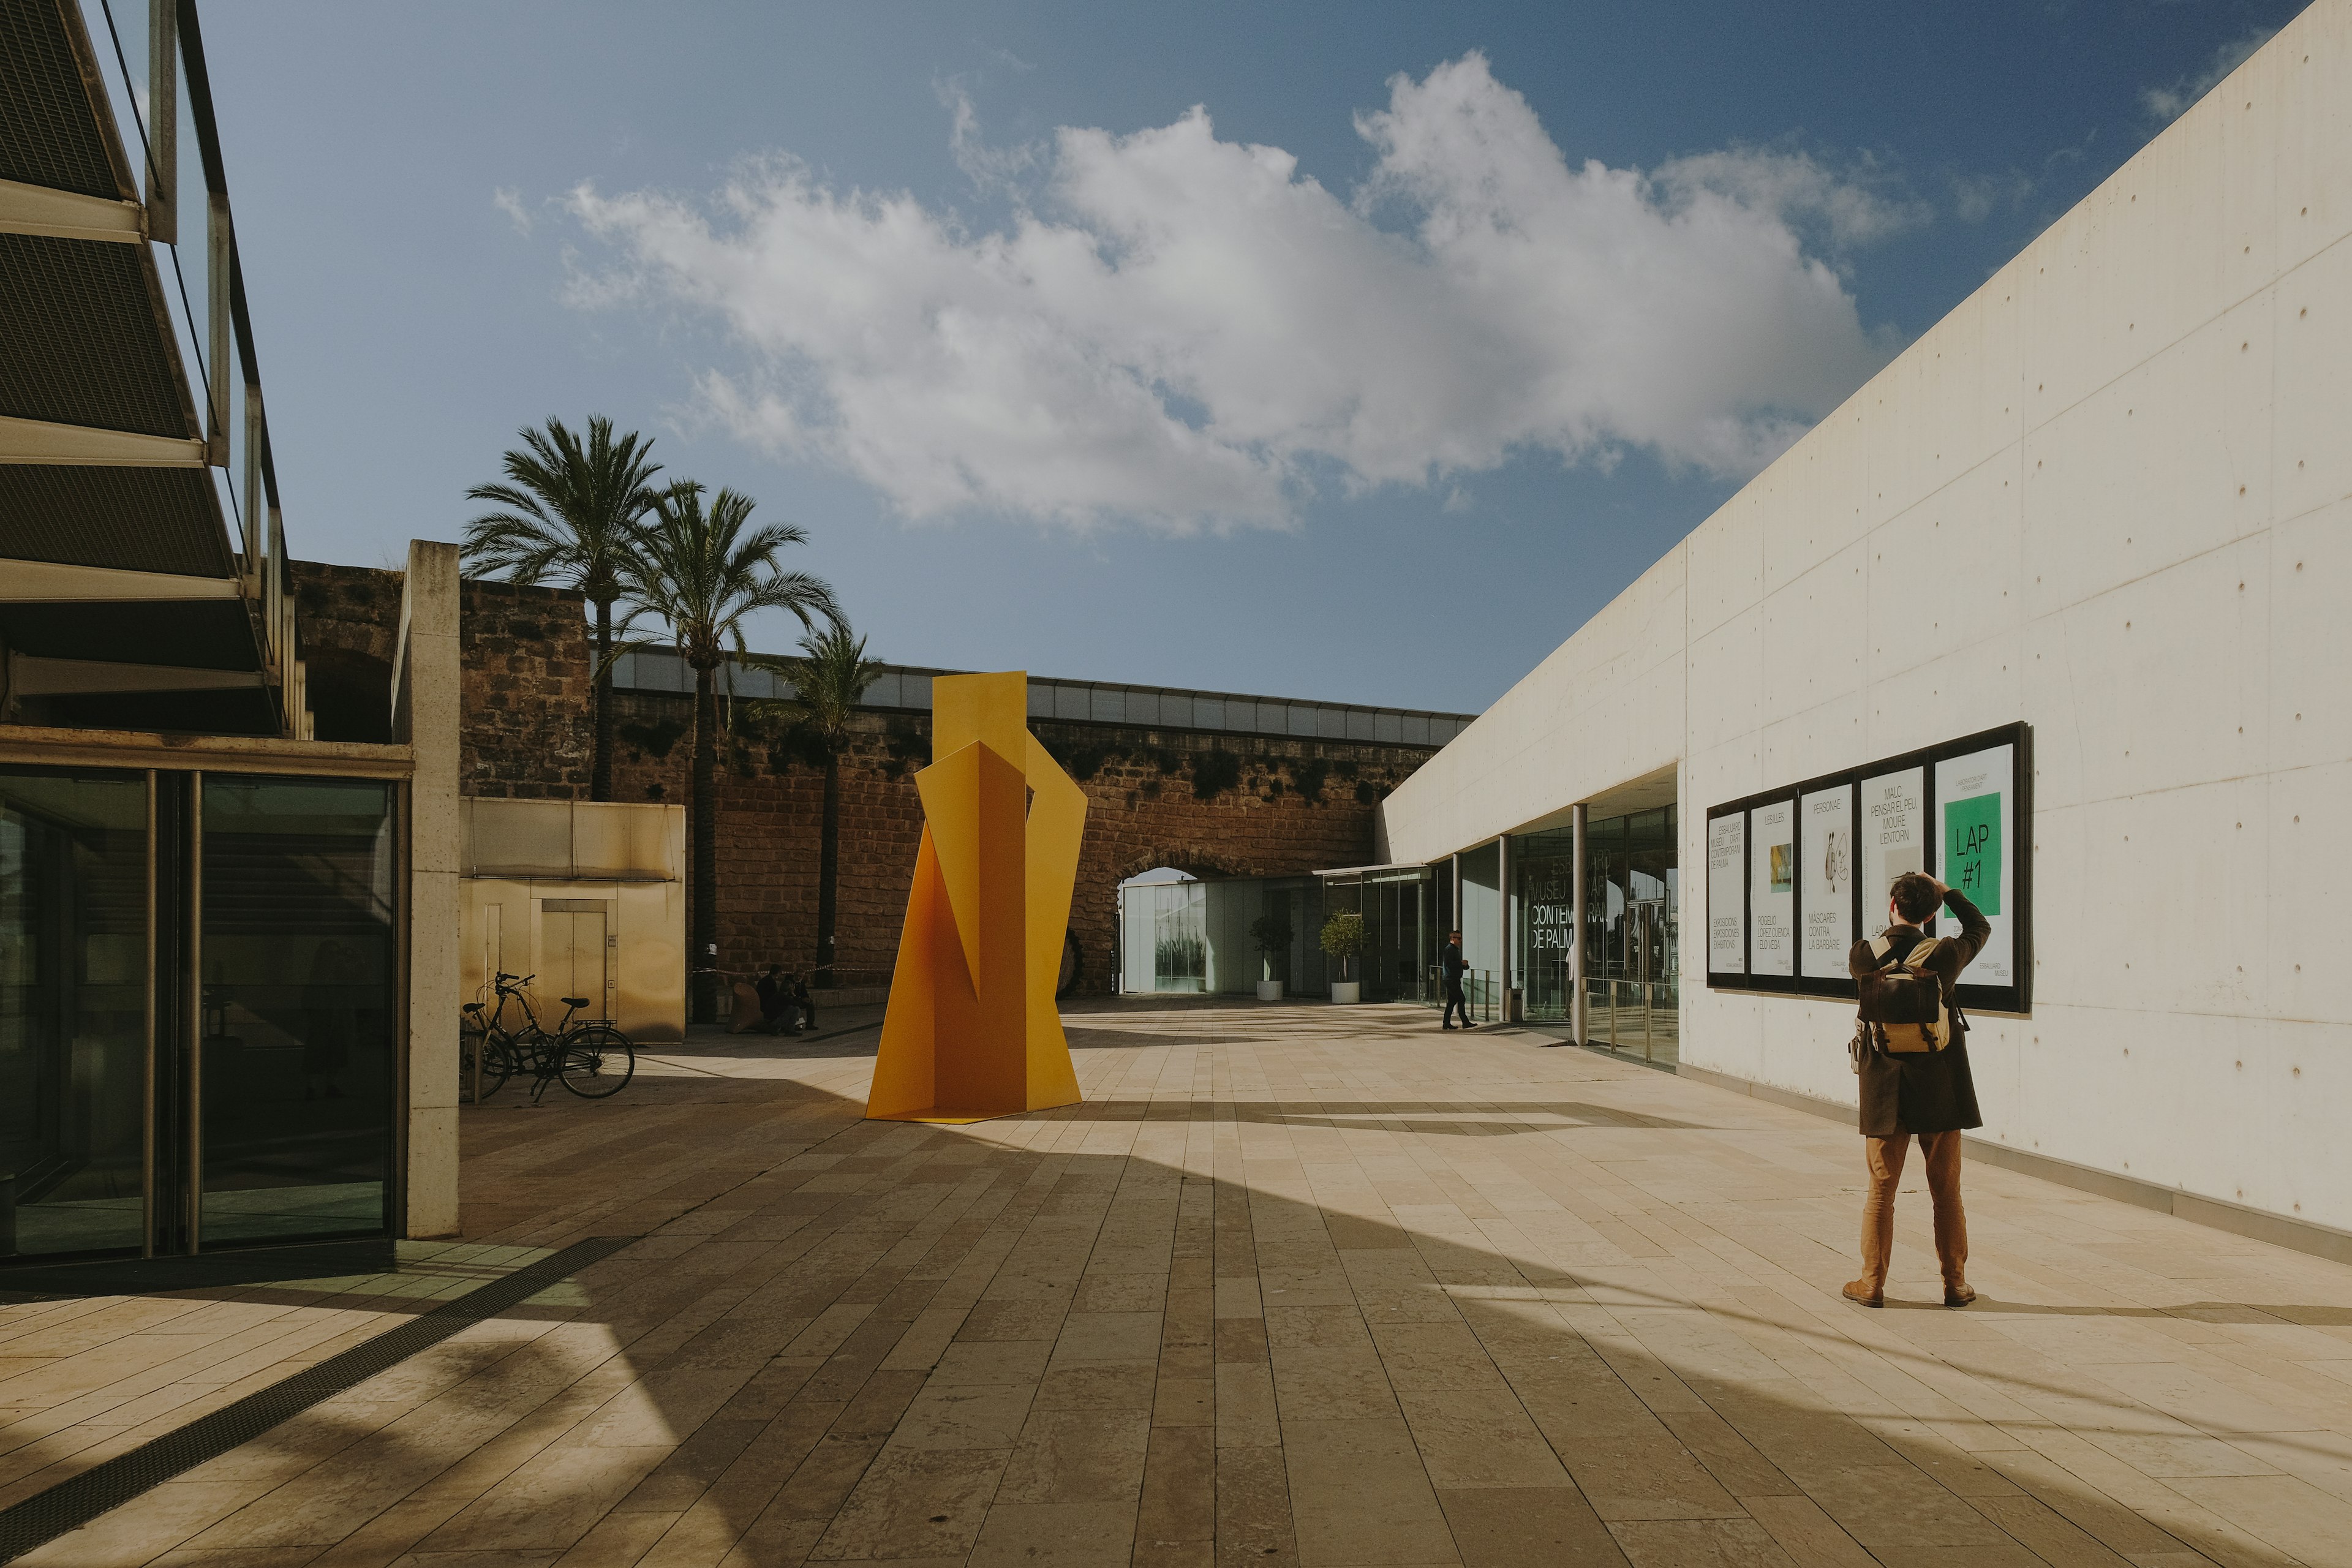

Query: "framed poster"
<box><xmin>1705</xmin><ymin>810</ymin><xmax>1746</xmax><ymax>981</ymax></box>
<box><xmin>1747</xmin><ymin>798</ymin><xmax>1797</xmax><ymax>981</ymax></box>
<box><xmin>1936</xmin><ymin>728</ymin><xmax>2030</xmax><ymax>1011</ymax></box>
<box><xmin>1800</xmin><ymin>782</ymin><xmax>1856</xmax><ymax>986</ymax></box>
<box><xmin>1858</xmin><ymin>765</ymin><xmax>1928</xmax><ymax>939</ymax></box>
<box><xmin>1702</xmin><ymin>723</ymin><xmax>2030</xmax><ymax>1008</ymax></box>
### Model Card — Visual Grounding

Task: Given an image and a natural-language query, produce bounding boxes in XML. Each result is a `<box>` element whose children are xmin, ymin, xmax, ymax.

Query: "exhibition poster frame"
<box><xmin>1703</xmin><ymin>722</ymin><xmax>2032</xmax><ymax>1014</ymax></box>
<box><xmin>1702</xmin><ymin>810</ymin><xmax>1749</xmax><ymax>989</ymax></box>
<box><xmin>1741</xmin><ymin>792</ymin><xmax>1801</xmax><ymax>993</ymax></box>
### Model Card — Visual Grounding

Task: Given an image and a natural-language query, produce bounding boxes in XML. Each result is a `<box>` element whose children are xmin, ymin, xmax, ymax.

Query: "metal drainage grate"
<box><xmin>0</xmin><ymin>1235</ymin><xmax>635</xmax><ymax>1565</ymax></box>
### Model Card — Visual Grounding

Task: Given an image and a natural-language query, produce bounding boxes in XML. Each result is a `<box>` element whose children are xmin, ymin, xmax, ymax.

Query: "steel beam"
<box><xmin>6</xmin><ymin>652</ymin><xmax>263</xmax><ymax>696</ymax></box>
<box><xmin>148</xmin><ymin>0</ymin><xmax>178</xmax><ymax>244</ymax></box>
<box><xmin>0</xmin><ymin>177</ymin><xmax>145</xmax><ymax>242</ymax></box>
<box><xmin>206</xmin><ymin>194</ymin><xmax>230</xmax><ymax>466</ymax></box>
<box><xmin>0</xmin><ymin>413</ymin><xmax>207</xmax><ymax>466</ymax></box>
<box><xmin>0</xmin><ymin>559</ymin><xmax>236</xmax><ymax>602</ymax></box>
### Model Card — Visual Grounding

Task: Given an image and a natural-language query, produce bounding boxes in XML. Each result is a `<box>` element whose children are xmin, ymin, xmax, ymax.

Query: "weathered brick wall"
<box><xmin>293</xmin><ymin>560</ymin><xmax>591</xmax><ymax>797</ymax></box>
<box><xmin>456</xmin><ymin>579</ymin><xmax>591</xmax><ymax>800</ymax></box>
<box><xmin>607</xmin><ymin>692</ymin><xmax>1436</xmax><ymax>993</ymax></box>
<box><xmin>295</xmin><ymin>560</ymin><xmax>1447</xmax><ymax>994</ymax></box>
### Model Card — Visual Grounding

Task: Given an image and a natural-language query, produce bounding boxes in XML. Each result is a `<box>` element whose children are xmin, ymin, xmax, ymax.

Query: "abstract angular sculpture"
<box><xmin>867</xmin><ymin>672</ymin><xmax>1085</xmax><ymax>1121</ymax></box>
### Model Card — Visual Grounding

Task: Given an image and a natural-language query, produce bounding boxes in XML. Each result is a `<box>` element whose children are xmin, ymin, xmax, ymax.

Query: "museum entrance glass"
<box><xmin>1509</xmin><ymin>804</ymin><xmax>1679</xmax><ymax>1061</ymax></box>
<box><xmin>1584</xmin><ymin>805</ymin><xmax>1679</xmax><ymax>1063</ymax></box>
<box><xmin>0</xmin><ymin>766</ymin><xmax>399</xmax><ymax>1266</ymax></box>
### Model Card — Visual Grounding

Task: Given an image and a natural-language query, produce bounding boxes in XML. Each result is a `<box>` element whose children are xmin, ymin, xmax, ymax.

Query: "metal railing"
<box><xmin>1583</xmin><ymin>978</ymin><xmax>1680</xmax><ymax>1064</ymax></box>
<box><xmin>1419</xmin><ymin>967</ymin><xmax>1498</xmax><ymax>1022</ymax></box>
<box><xmin>99</xmin><ymin>0</ymin><xmax>308</xmax><ymax>734</ymax></box>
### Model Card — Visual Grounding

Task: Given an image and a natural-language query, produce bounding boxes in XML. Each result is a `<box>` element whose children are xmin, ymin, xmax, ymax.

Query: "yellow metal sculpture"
<box><xmin>867</xmin><ymin>671</ymin><xmax>1085</xmax><ymax>1121</ymax></box>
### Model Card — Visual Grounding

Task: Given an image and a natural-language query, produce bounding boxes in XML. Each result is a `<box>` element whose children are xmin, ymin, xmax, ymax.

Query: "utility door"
<box><xmin>541</xmin><ymin>899</ymin><xmax>612</xmax><ymax>1022</ymax></box>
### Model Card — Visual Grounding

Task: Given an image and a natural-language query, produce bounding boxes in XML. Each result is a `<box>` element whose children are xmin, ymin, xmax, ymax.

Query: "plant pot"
<box><xmin>1257</xmin><ymin>981</ymin><xmax>1283</xmax><ymax>1001</ymax></box>
<box><xmin>1329</xmin><ymin>981</ymin><xmax>1360</xmax><ymax>1005</ymax></box>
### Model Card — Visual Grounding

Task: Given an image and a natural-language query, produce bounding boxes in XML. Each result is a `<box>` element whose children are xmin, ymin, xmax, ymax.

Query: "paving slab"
<box><xmin>4</xmin><ymin>999</ymin><xmax>2350</xmax><ymax>1566</ymax></box>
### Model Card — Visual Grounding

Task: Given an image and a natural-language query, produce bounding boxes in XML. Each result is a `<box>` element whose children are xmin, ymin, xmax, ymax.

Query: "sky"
<box><xmin>109</xmin><ymin>0</ymin><xmax>2309</xmax><ymax>714</ymax></box>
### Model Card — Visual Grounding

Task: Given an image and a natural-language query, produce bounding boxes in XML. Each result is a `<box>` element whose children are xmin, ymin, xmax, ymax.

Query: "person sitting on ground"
<box><xmin>756</xmin><ymin>964</ymin><xmax>797</xmax><ymax>1035</ymax></box>
<box><xmin>1842</xmin><ymin>871</ymin><xmax>1991</xmax><ymax>1311</ymax></box>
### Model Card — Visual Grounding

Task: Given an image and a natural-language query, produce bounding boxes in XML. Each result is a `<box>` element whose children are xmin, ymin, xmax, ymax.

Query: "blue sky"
<box><xmin>162</xmin><ymin>0</ymin><xmax>2305</xmax><ymax>713</ymax></box>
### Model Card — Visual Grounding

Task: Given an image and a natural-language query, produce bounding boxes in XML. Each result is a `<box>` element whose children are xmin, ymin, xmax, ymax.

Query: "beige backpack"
<box><xmin>1856</xmin><ymin>935</ymin><xmax>1949</xmax><ymax>1054</ymax></box>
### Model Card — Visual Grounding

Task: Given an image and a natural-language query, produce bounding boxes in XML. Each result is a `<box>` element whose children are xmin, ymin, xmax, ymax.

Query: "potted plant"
<box><xmin>1249</xmin><ymin>912</ymin><xmax>1293</xmax><ymax>1001</ymax></box>
<box><xmin>1320</xmin><ymin>911</ymin><xmax>1366</xmax><ymax>1004</ymax></box>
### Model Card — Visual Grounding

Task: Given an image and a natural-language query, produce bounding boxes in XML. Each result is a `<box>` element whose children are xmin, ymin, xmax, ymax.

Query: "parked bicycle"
<box><xmin>460</xmin><ymin>971</ymin><xmax>636</xmax><ymax>1102</ymax></box>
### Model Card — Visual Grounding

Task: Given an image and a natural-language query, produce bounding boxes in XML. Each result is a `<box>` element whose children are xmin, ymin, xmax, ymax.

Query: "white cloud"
<box><xmin>2141</xmin><ymin>25</ymin><xmax>2278</xmax><ymax>123</ymax></box>
<box><xmin>492</xmin><ymin>186</ymin><xmax>533</xmax><ymax>235</ymax></box>
<box><xmin>1653</xmin><ymin>145</ymin><xmax>1930</xmax><ymax>250</ymax></box>
<box><xmin>1950</xmin><ymin>169</ymin><xmax>2035</xmax><ymax>225</ymax></box>
<box><xmin>564</xmin><ymin>53</ymin><xmax>1899</xmax><ymax>532</ymax></box>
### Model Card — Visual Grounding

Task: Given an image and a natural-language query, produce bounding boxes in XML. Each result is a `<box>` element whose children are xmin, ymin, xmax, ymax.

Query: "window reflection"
<box><xmin>0</xmin><ymin>769</ymin><xmax>148</xmax><ymax>1259</ymax></box>
<box><xmin>200</xmin><ymin>776</ymin><xmax>396</xmax><ymax>1245</ymax></box>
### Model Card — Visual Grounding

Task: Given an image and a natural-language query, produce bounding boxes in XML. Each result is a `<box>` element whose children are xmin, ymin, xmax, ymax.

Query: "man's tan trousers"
<box><xmin>1859</xmin><ymin>1131</ymin><xmax>1967</xmax><ymax>1292</ymax></box>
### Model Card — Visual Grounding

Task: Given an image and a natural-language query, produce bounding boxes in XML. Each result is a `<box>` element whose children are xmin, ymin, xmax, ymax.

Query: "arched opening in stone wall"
<box><xmin>1115</xmin><ymin>861</ymin><xmax>1325</xmax><ymax>1000</ymax></box>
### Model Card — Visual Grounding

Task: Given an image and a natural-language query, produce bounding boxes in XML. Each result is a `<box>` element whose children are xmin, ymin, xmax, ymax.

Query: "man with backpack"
<box><xmin>1842</xmin><ymin>870</ymin><xmax>1991</xmax><ymax>1309</ymax></box>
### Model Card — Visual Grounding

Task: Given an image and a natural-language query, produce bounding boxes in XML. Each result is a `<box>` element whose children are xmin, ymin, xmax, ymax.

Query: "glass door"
<box><xmin>0</xmin><ymin>768</ymin><xmax>150</xmax><ymax>1260</ymax></box>
<box><xmin>1</xmin><ymin>766</ymin><xmax>401</xmax><ymax>1268</ymax></box>
<box><xmin>197</xmin><ymin>776</ymin><xmax>398</xmax><ymax>1247</ymax></box>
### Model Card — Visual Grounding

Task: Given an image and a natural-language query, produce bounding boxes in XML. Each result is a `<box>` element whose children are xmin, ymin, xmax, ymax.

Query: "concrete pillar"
<box><xmin>1496</xmin><ymin>833</ymin><xmax>1513</xmax><ymax>1023</ymax></box>
<box><xmin>1450</xmin><ymin>851</ymin><xmax>1461</xmax><ymax>952</ymax></box>
<box><xmin>395</xmin><ymin>540</ymin><xmax>462</xmax><ymax>1238</ymax></box>
<box><xmin>1570</xmin><ymin>802</ymin><xmax>1588</xmax><ymax>1046</ymax></box>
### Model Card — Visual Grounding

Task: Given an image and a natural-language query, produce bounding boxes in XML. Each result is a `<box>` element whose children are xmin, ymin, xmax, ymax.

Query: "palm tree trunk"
<box><xmin>817</xmin><ymin>750</ymin><xmax>840</xmax><ymax>987</ymax></box>
<box><xmin>590</xmin><ymin>597</ymin><xmax>614</xmax><ymax>802</ymax></box>
<box><xmin>690</xmin><ymin>661</ymin><xmax>719</xmax><ymax>1024</ymax></box>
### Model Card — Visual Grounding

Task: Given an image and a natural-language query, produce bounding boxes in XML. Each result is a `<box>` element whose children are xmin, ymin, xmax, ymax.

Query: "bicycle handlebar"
<box><xmin>494</xmin><ymin>971</ymin><xmax>536</xmax><ymax>991</ymax></box>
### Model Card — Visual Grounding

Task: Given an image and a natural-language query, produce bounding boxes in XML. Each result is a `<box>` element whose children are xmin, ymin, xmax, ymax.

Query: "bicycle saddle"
<box><xmin>462</xmin><ymin>1001</ymin><xmax>484</xmax><ymax>1014</ymax></box>
<box><xmin>562</xmin><ymin>997</ymin><xmax>592</xmax><ymax>1009</ymax></box>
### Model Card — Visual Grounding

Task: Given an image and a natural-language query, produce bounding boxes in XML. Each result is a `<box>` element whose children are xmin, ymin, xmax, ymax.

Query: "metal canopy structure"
<box><xmin>0</xmin><ymin>0</ymin><xmax>308</xmax><ymax>737</ymax></box>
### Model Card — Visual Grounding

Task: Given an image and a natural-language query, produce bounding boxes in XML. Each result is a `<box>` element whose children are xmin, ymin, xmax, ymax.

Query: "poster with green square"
<box><xmin>1943</xmin><ymin>793</ymin><xmax>2002</xmax><ymax>915</ymax></box>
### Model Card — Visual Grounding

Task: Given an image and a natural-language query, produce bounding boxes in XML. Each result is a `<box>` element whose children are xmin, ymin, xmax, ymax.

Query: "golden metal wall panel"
<box><xmin>572</xmin><ymin>801</ymin><xmax>681</xmax><ymax>880</ymax></box>
<box><xmin>461</xmin><ymin>870</ymin><xmax>681</xmax><ymax>1044</ymax></box>
<box><xmin>615</xmin><ymin>880</ymin><xmax>685</xmax><ymax>1042</ymax></box>
<box><xmin>466</xmin><ymin>797</ymin><xmax>573</xmax><ymax>878</ymax></box>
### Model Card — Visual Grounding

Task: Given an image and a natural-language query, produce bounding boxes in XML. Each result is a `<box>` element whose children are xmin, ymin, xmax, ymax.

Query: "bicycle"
<box><xmin>460</xmin><ymin>971</ymin><xmax>636</xmax><ymax>1102</ymax></box>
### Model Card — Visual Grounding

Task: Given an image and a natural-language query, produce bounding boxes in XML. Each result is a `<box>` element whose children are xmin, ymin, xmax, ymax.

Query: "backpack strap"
<box><xmin>1901</xmin><ymin>937</ymin><xmax>1940</xmax><ymax>973</ymax></box>
<box><xmin>1868</xmin><ymin>935</ymin><xmax>1896</xmax><ymax>966</ymax></box>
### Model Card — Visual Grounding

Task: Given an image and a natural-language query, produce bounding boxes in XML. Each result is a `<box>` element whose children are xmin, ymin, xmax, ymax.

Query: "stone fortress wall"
<box><xmin>293</xmin><ymin>559</ymin><xmax>1444</xmax><ymax>994</ymax></box>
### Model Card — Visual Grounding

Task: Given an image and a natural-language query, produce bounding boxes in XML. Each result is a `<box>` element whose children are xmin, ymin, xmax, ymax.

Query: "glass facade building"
<box><xmin>1</xmin><ymin>766</ymin><xmax>401</xmax><ymax>1263</ymax></box>
<box><xmin>1508</xmin><ymin>804</ymin><xmax>1679</xmax><ymax>1063</ymax></box>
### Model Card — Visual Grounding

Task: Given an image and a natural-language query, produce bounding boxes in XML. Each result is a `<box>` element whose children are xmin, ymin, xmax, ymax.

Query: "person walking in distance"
<box><xmin>1843</xmin><ymin>871</ymin><xmax>1991</xmax><ymax>1308</ymax></box>
<box><xmin>1439</xmin><ymin>929</ymin><xmax>1472</xmax><ymax>1030</ymax></box>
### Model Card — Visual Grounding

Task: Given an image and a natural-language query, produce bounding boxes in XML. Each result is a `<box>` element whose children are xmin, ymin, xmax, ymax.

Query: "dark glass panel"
<box><xmin>0</xmin><ymin>768</ymin><xmax>147</xmax><ymax>1258</ymax></box>
<box><xmin>199</xmin><ymin>775</ymin><xmax>395</xmax><ymax>1246</ymax></box>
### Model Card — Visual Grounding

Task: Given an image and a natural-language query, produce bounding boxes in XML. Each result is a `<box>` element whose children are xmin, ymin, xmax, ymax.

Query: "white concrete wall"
<box><xmin>1378</xmin><ymin>6</ymin><xmax>2352</xmax><ymax>1232</ymax></box>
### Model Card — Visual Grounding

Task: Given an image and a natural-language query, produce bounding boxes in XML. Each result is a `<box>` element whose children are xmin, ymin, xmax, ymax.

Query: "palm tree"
<box><xmin>783</xmin><ymin>622</ymin><xmax>883</xmax><ymax>990</ymax></box>
<box><xmin>627</xmin><ymin>481</ymin><xmax>838</xmax><ymax>1023</ymax></box>
<box><xmin>462</xmin><ymin>415</ymin><xmax>663</xmax><ymax>801</ymax></box>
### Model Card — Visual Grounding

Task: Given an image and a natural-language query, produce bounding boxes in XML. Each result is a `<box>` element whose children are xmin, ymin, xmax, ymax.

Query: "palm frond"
<box><xmin>459</xmin><ymin>415</ymin><xmax>665</xmax><ymax>601</ymax></box>
<box><xmin>624</xmin><ymin>481</ymin><xmax>840</xmax><ymax>673</ymax></box>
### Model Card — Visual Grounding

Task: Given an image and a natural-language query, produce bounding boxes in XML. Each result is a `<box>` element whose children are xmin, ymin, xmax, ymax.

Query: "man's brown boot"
<box><xmin>1943</xmin><ymin>1284</ymin><xmax>1977</xmax><ymax>1308</ymax></box>
<box><xmin>1841</xmin><ymin>1280</ymin><xmax>1883</xmax><ymax>1308</ymax></box>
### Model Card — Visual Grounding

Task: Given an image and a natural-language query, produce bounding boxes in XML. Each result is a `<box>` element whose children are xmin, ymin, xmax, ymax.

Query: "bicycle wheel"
<box><xmin>558</xmin><ymin>1025</ymin><xmax>636</xmax><ymax>1099</ymax></box>
<box><xmin>461</xmin><ymin>1023</ymin><xmax>513</xmax><ymax>1100</ymax></box>
<box><xmin>477</xmin><ymin>1033</ymin><xmax>518</xmax><ymax>1099</ymax></box>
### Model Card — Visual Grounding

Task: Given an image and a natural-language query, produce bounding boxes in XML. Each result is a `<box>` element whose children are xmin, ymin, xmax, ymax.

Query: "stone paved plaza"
<box><xmin>5</xmin><ymin>1000</ymin><xmax>2352</xmax><ymax>1567</ymax></box>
